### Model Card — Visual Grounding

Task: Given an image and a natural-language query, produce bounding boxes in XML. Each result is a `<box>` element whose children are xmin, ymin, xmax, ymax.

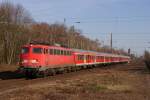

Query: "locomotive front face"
<box><xmin>19</xmin><ymin>45</ymin><xmax>44</xmax><ymax>69</ymax></box>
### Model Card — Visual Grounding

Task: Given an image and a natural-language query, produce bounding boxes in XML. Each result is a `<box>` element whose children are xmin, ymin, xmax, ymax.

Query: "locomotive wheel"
<box><xmin>89</xmin><ymin>65</ymin><xmax>93</xmax><ymax>69</ymax></box>
<box><xmin>79</xmin><ymin>66</ymin><xmax>82</xmax><ymax>70</ymax></box>
<box><xmin>25</xmin><ymin>71</ymin><xmax>36</xmax><ymax>79</ymax></box>
<box><xmin>76</xmin><ymin>66</ymin><xmax>81</xmax><ymax>71</ymax></box>
<box><xmin>66</xmin><ymin>67</ymin><xmax>71</xmax><ymax>73</ymax></box>
<box><xmin>25</xmin><ymin>71</ymin><xmax>30</xmax><ymax>78</ymax></box>
<box><xmin>55</xmin><ymin>68</ymin><xmax>64</xmax><ymax>74</ymax></box>
<box><xmin>71</xmin><ymin>67</ymin><xmax>77</xmax><ymax>72</ymax></box>
<box><xmin>35</xmin><ymin>72</ymin><xmax>42</xmax><ymax>78</ymax></box>
<box><xmin>50</xmin><ymin>69</ymin><xmax>56</xmax><ymax>76</ymax></box>
<box><xmin>43</xmin><ymin>69</ymin><xmax>49</xmax><ymax>77</ymax></box>
<box><xmin>63</xmin><ymin>67</ymin><xmax>68</xmax><ymax>73</ymax></box>
<box><xmin>60</xmin><ymin>68</ymin><xmax>65</xmax><ymax>74</ymax></box>
<box><xmin>87</xmin><ymin>65</ymin><xmax>92</xmax><ymax>69</ymax></box>
<box><xmin>82</xmin><ymin>65</ymin><xmax>87</xmax><ymax>69</ymax></box>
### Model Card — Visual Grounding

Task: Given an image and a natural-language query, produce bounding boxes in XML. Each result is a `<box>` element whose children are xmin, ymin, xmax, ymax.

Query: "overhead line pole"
<box><xmin>110</xmin><ymin>32</ymin><xmax>112</xmax><ymax>53</ymax></box>
<box><xmin>64</xmin><ymin>18</ymin><xmax>66</xmax><ymax>24</ymax></box>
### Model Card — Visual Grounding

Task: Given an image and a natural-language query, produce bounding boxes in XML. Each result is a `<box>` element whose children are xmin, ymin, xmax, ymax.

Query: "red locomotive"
<box><xmin>19</xmin><ymin>43</ymin><xmax>130</xmax><ymax>77</ymax></box>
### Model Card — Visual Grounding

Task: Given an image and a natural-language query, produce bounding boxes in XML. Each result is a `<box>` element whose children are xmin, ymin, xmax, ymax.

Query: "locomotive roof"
<box><xmin>72</xmin><ymin>48</ymin><xmax>130</xmax><ymax>58</ymax></box>
<box><xmin>23</xmin><ymin>44</ymin><xmax>72</xmax><ymax>50</ymax></box>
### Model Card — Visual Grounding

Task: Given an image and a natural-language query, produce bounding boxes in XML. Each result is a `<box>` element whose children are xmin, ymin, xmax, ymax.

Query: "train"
<box><xmin>18</xmin><ymin>43</ymin><xmax>130</xmax><ymax>77</ymax></box>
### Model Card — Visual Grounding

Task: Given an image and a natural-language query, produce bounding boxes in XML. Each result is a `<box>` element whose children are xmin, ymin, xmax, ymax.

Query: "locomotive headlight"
<box><xmin>22</xmin><ymin>59</ymin><xmax>28</xmax><ymax>63</ymax></box>
<box><xmin>30</xmin><ymin>59</ymin><xmax>38</xmax><ymax>63</ymax></box>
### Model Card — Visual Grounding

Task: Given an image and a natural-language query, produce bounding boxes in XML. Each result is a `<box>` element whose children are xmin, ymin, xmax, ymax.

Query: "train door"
<box><xmin>84</xmin><ymin>54</ymin><xmax>86</xmax><ymax>64</ymax></box>
<box><xmin>104</xmin><ymin>56</ymin><xmax>106</xmax><ymax>63</ymax></box>
<box><xmin>44</xmin><ymin>48</ymin><xmax>49</xmax><ymax>66</ymax></box>
<box><xmin>86</xmin><ymin>55</ymin><xmax>90</xmax><ymax>64</ymax></box>
<box><xmin>94</xmin><ymin>56</ymin><xmax>96</xmax><ymax>63</ymax></box>
<box><xmin>74</xmin><ymin>53</ymin><xmax>80</xmax><ymax>65</ymax></box>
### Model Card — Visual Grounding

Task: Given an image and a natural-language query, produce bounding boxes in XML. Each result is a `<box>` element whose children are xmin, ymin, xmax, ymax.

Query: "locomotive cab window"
<box><xmin>32</xmin><ymin>48</ymin><xmax>43</xmax><ymax>54</ymax></box>
<box><xmin>21</xmin><ymin>47</ymin><xmax>29</xmax><ymax>54</ymax></box>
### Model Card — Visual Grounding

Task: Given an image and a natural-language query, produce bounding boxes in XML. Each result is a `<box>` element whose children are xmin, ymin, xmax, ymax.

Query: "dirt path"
<box><xmin>0</xmin><ymin>64</ymin><xmax>149</xmax><ymax>100</ymax></box>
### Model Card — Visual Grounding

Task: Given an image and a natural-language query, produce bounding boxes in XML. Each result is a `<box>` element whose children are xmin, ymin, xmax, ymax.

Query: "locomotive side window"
<box><xmin>46</xmin><ymin>49</ymin><xmax>48</xmax><ymax>54</ymax></box>
<box><xmin>81</xmin><ymin>55</ymin><xmax>84</xmax><ymax>60</ymax></box>
<box><xmin>21</xmin><ymin>47</ymin><xmax>29</xmax><ymax>54</ymax></box>
<box><xmin>61</xmin><ymin>50</ymin><xmax>63</xmax><ymax>55</ymax></box>
<box><xmin>44</xmin><ymin>49</ymin><xmax>48</xmax><ymax>54</ymax></box>
<box><xmin>64</xmin><ymin>51</ymin><xmax>67</xmax><ymax>55</ymax></box>
<box><xmin>57</xmin><ymin>50</ymin><xmax>60</xmax><ymax>55</ymax></box>
<box><xmin>67</xmin><ymin>51</ymin><xmax>69</xmax><ymax>55</ymax></box>
<box><xmin>96</xmin><ymin>56</ymin><xmax>98</xmax><ymax>60</ymax></box>
<box><xmin>70</xmin><ymin>51</ymin><xmax>72</xmax><ymax>55</ymax></box>
<box><xmin>78</xmin><ymin>55</ymin><xmax>84</xmax><ymax>60</ymax></box>
<box><xmin>44</xmin><ymin>49</ymin><xmax>47</xmax><ymax>54</ymax></box>
<box><xmin>49</xmin><ymin>49</ymin><xmax>53</xmax><ymax>55</ymax></box>
<box><xmin>32</xmin><ymin>48</ymin><xmax>42</xmax><ymax>54</ymax></box>
<box><xmin>54</xmin><ymin>49</ymin><xmax>57</xmax><ymax>55</ymax></box>
<box><xmin>44</xmin><ymin>49</ymin><xmax>46</xmax><ymax>54</ymax></box>
<box><xmin>69</xmin><ymin>51</ymin><xmax>71</xmax><ymax>55</ymax></box>
<box><xmin>78</xmin><ymin>55</ymin><xmax>80</xmax><ymax>60</ymax></box>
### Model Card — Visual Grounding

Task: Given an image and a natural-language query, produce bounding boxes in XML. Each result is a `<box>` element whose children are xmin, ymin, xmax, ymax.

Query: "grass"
<box><xmin>107</xmin><ymin>85</ymin><xmax>131</xmax><ymax>92</ymax></box>
<box><xmin>82</xmin><ymin>83</ymin><xmax>107</xmax><ymax>93</ymax></box>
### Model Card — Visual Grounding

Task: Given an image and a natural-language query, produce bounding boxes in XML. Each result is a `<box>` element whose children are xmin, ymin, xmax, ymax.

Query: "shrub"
<box><xmin>144</xmin><ymin>51</ymin><xmax>150</xmax><ymax>71</ymax></box>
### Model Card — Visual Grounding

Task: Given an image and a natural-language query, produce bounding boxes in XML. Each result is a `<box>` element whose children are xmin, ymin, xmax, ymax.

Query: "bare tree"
<box><xmin>0</xmin><ymin>1</ymin><xmax>33</xmax><ymax>64</ymax></box>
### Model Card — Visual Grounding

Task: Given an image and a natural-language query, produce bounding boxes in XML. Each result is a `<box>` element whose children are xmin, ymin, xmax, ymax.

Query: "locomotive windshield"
<box><xmin>32</xmin><ymin>47</ymin><xmax>43</xmax><ymax>54</ymax></box>
<box><xmin>21</xmin><ymin>47</ymin><xmax>29</xmax><ymax>54</ymax></box>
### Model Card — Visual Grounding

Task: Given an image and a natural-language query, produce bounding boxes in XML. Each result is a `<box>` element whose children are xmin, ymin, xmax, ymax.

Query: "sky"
<box><xmin>1</xmin><ymin>0</ymin><xmax>150</xmax><ymax>56</ymax></box>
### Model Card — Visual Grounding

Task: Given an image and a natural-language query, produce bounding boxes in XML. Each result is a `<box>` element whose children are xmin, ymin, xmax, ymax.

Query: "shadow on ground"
<box><xmin>0</xmin><ymin>71</ymin><xmax>24</xmax><ymax>80</ymax></box>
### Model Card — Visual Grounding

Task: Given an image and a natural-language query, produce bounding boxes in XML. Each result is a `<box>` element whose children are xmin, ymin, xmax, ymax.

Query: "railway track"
<box><xmin>0</xmin><ymin>65</ymin><xmax>111</xmax><ymax>95</ymax></box>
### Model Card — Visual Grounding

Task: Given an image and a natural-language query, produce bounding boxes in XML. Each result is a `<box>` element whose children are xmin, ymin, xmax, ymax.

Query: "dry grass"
<box><xmin>0</xmin><ymin>64</ymin><xmax>18</xmax><ymax>72</ymax></box>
